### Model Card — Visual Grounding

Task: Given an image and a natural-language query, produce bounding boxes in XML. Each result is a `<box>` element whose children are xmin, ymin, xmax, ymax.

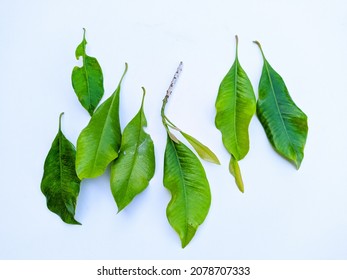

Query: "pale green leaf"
<box><xmin>76</xmin><ymin>63</ymin><xmax>127</xmax><ymax>180</ymax></box>
<box><xmin>41</xmin><ymin>113</ymin><xmax>81</xmax><ymax>225</ymax></box>
<box><xmin>110</xmin><ymin>88</ymin><xmax>155</xmax><ymax>212</ymax></box>
<box><xmin>254</xmin><ymin>41</ymin><xmax>308</xmax><ymax>168</ymax></box>
<box><xmin>72</xmin><ymin>28</ymin><xmax>104</xmax><ymax>116</ymax></box>
<box><xmin>229</xmin><ymin>155</ymin><xmax>244</xmax><ymax>193</ymax></box>
<box><xmin>180</xmin><ymin>131</ymin><xmax>220</xmax><ymax>164</ymax></box>
<box><xmin>164</xmin><ymin>135</ymin><xmax>211</xmax><ymax>248</ymax></box>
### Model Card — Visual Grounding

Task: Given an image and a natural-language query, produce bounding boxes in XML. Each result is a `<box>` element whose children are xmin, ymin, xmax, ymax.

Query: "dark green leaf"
<box><xmin>110</xmin><ymin>88</ymin><xmax>155</xmax><ymax>212</ymax></box>
<box><xmin>254</xmin><ymin>41</ymin><xmax>308</xmax><ymax>168</ymax></box>
<box><xmin>72</xmin><ymin>28</ymin><xmax>104</xmax><ymax>116</ymax></box>
<box><xmin>215</xmin><ymin>36</ymin><xmax>256</xmax><ymax>191</ymax></box>
<box><xmin>76</xmin><ymin>63</ymin><xmax>127</xmax><ymax>180</ymax></box>
<box><xmin>163</xmin><ymin>135</ymin><xmax>211</xmax><ymax>248</ymax></box>
<box><xmin>41</xmin><ymin>113</ymin><xmax>81</xmax><ymax>225</ymax></box>
<box><xmin>180</xmin><ymin>131</ymin><xmax>220</xmax><ymax>164</ymax></box>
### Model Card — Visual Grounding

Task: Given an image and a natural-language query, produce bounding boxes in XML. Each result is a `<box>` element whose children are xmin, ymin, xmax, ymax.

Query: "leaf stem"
<box><xmin>82</xmin><ymin>27</ymin><xmax>86</xmax><ymax>42</ymax></box>
<box><xmin>140</xmin><ymin>87</ymin><xmax>146</xmax><ymax>109</ymax></box>
<box><xmin>235</xmin><ymin>35</ymin><xmax>239</xmax><ymax>56</ymax></box>
<box><xmin>161</xmin><ymin>62</ymin><xmax>183</xmax><ymax>132</ymax></box>
<box><xmin>253</xmin><ymin>40</ymin><xmax>266</xmax><ymax>59</ymax></box>
<box><xmin>59</xmin><ymin>112</ymin><xmax>64</xmax><ymax>131</ymax></box>
<box><xmin>122</xmin><ymin>62</ymin><xmax>129</xmax><ymax>79</ymax></box>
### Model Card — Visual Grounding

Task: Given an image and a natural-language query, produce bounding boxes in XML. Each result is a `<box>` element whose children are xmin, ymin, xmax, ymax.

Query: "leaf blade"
<box><xmin>71</xmin><ymin>29</ymin><xmax>104</xmax><ymax>116</ymax></box>
<box><xmin>180</xmin><ymin>131</ymin><xmax>220</xmax><ymax>164</ymax></box>
<box><xmin>163</xmin><ymin>136</ymin><xmax>211</xmax><ymax>248</ymax></box>
<box><xmin>255</xmin><ymin>41</ymin><xmax>308</xmax><ymax>168</ymax></box>
<box><xmin>76</xmin><ymin>64</ymin><xmax>127</xmax><ymax>179</ymax></box>
<box><xmin>41</xmin><ymin>113</ymin><xmax>81</xmax><ymax>225</ymax></box>
<box><xmin>110</xmin><ymin>88</ymin><xmax>155</xmax><ymax>212</ymax></box>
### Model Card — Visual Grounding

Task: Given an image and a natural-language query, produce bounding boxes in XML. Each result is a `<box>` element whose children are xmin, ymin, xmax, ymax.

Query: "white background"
<box><xmin>1</xmin><ymin>0</ymin><xmax>347</xmax><ymax>259</ymax></box>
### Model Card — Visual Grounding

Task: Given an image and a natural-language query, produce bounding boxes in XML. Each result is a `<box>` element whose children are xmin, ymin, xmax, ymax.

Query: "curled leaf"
<box><xmin>76</xmin><ymin>63</ymin><xmax>127</xmax><ymax>180</ymax></box>
<box><xmin>72</xmin><ymin>28</ymin><xmax>104</xmax><ymax>116</ymax></box>
<box><xmin>254</xmin><ymin>41</ymin><xmax>308</xmax><ymax>168</ymax></box>
<box><xmin>110</xmin><ymin>88</ymin><xmax>155</xmax><ymax>212</ymax></box>
<box><xmin>41</xmin><ymin>113</ymin><xmax>81</xmax><ymax>225</ymax></box>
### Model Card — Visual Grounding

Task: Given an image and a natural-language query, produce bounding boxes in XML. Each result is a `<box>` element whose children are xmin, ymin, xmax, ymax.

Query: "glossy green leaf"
<box><xmin>180</xmin><ymin>131</ymin><xmax>220</xmax><ymax>164</ymax></box>
<box><xmin>41</xmin><ymin>113</ymin><xmax>81</xmax><ymax>225</ymax></box>
<box><xmin>254</xmin><ymin>41</ymin><xmax>308</xmax><ymax>168</ymax></box>
<box><xmin>76</xmin><ymin>63</ymin><xmax>128</xmax><ymax>180</ymax></box>
<box><xmin>72</xmin><ymin>28</ymin><xmax>104</xmax><ymax>116</ymax></box>
<box><xmin>110</xmin><ymin>88</ymin><xmax>155</xmax><ymax>212</ymax></box>
<box><xmin>215</xmin><ymin>36</ymin><xmax>256</xmax><ymax>192</ymax></box>
<box><xmin>164</xmin><ymin>135</ymin><xmax>211</xmax><ymax>248</ymax></box>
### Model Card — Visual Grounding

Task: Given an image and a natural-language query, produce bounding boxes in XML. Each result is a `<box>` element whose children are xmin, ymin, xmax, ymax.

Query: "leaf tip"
<box><xmin>63</xmin><ymin>216</ymin><xmax>81</xmax><ymax>225</ymax></box>
<box><xmin>181</xmin><ymin>236</ymin><xmax>191</xmax><ymax>249</ymax></box>
<box><xmin>294</xmin><ymin>159</ymin><xmax>302</xmax><ymax>170</ymax></box>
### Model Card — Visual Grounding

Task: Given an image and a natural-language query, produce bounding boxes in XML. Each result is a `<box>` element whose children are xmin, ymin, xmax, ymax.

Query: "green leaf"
<box><xmin>215</xmin><ymin>35</ymin><xmax>256</xmax><ymax>190</ymax></box>
<box><xmin>180</xmin><ymin>131</ymin><xmax>220</xmax><ymax>164</ymax></box>
<box><xmin>163</xmin><ymin>135</ymin><xmax>211</xmax><ymax>248</ymax></box>
<box><xmin>41</xmin><ymin>113</ymin><xmax>81</xmax><ymax>225</ymax></box>
<box><xmin>110</xmin><ymin>88</ymin><xmax>155</xmax><ymax>212</ymax></box>
<box><xmin>229</xmin><ymin>155</ymin><xmax>244</xmax><ymax>193</ymax></box>
<box><xmin>76</xmin><ymin>63</ymin><xmax>128</xmax><ymax>180</ymax></box>
<box><xmin>72</xmin><ymin>28</ymin><xmax>104</xmax><ymax>116</ymax></box>
<box><xmin>254</xmin><ymin>41</ymin><xmax>308</xmax><ymax>168</ymax></box>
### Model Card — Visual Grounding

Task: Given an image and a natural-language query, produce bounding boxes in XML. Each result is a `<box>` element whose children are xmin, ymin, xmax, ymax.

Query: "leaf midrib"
<box><xmin>121</xmin><ymin>111</ymin><xmax>144</xmax><ymax>198</ymax></box>
<box><xmin>263</xmin><ymin>61</ymin><xmax>297</xmax><ymax>156</ymax></box>
<box><xmin>82</xmin><ymin>49</ymin><xmax>92</xmax><ymax>113</ymax></box>
<box><xmin>170</xmin><ymin>139</ymin><xmax>189</xmax><ymax>241</ymax></box>
<box><xmin>58</xmin><ymin>132</ymin><xmax>64</xmax><ymax>195</ymax></box>
<box><xmin>91</xmin><ymin>90</ymin><xmax>119</xmax><ymax>175</ymax></box>
<box><xmin>232</xmin><ymin>59</ymin><xmax>240</xmax><ymax>158</ymax></box>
